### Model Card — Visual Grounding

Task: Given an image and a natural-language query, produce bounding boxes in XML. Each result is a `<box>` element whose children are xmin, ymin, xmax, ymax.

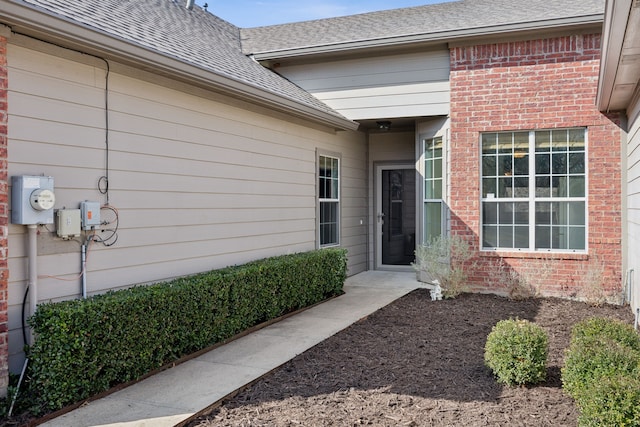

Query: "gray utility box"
<box><xmin>12</xmin><ymin>175</ymin><xmax>56</xmax><ymax>225</ymax></box>
<box><xmin>80</xmin><ymin>201</ymin><xmax>101</xmax><ymax>230</ymax></box>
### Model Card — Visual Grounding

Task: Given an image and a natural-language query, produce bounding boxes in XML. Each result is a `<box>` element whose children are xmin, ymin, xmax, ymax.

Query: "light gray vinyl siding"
<box><xmin>6</xmin><ymin>43</ymin><xmax>367</xmax><ymax>372</ymax></box>
<box><xmin>275</xmin><ymin>50</ymin><xmax>450</xmax><ymax>120</ymax></box>
<box><xmin>627</xmin><ymin>107</ymin><xmax>640</xmax><ymax>318</ymax></box>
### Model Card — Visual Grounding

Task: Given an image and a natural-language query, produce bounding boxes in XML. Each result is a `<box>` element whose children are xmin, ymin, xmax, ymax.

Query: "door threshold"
<box><xmin>376</xmin><ymin>265</ymin><xmax>414</xmax><ymax>272</ymax></box>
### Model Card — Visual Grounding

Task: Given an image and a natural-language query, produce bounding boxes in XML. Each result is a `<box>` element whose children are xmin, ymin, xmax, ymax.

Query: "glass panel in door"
<box><xmin>382</xmin><ymin>169</ymin><xmax>416</xmax><ymax>265</ymax></box>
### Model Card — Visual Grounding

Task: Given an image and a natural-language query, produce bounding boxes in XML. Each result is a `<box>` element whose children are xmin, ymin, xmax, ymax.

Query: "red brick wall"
<box><xmin>0</xmin><ymin>35</ymin><xmax>8</xmax><ymax>397</ymax></box>
<box><xmin>449</xmin><ymin>34</ymin><xmax>623</xmax><ymax>300</ymax></box>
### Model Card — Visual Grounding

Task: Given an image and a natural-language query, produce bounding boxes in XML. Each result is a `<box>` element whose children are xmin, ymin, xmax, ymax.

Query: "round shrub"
<box><xmin>562</xmin><ymin>337</ymin><xmax>640</xmax><ymax>403</ymax></box>
<box><xmin>577</xmin><ymin>374</ymin><xmax>640</xmax><ymax>427</ymax></box>
<box><xmin>570</xmin><ymin>317</ymin><xmax>640</xmax><ymax>351</ymax></box>
<box><xmin>561</xmin><ymin>318</ymin><xmax>640</xmax><ymax>405</ymax></box>
<box><xmin>484</xmin><ymin>318</ymin><xmax>549</xmax><ymax>386</ymax></box>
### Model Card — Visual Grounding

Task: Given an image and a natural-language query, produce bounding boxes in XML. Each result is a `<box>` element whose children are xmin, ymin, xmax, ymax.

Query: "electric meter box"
<box><xmin>11</xmin><ymin>175</ymin><xmax>55</xmax><ymax>225</ymax></box>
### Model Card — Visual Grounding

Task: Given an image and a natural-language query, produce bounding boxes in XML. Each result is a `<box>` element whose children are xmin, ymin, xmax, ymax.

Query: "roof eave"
<box><xmin>249</xmin><ymin>15</ymin><xmax>604</xmax><ymax>60</ymax></box>
<box><xmin>596</xmin><ymin>0</ymin><xmax>637</xmax><ymax>113</ymax></box>
<box><xmin>1</xmin><ymin>1</ymin><xmax>358</xmax><ymax>132</ymax></box>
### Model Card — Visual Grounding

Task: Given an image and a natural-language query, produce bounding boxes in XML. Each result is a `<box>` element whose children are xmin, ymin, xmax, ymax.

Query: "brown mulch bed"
<box><xmin>187</xmin><ymin>289</ymin><xmax>635</xmax><ymax>427</ymax></box>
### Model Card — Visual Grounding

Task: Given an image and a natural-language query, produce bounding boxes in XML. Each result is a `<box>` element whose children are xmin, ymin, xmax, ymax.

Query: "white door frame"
<box><xmin>375</xmin><ymin>162</ymin><xmax>416</xmax><ymax>270</ymax></box>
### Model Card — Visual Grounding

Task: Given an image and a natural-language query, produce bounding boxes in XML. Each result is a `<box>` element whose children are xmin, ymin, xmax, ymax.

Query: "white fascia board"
<box><xmin>1</xmin><ymin>1</ymin><xmax>358</xmax><ymax>132</ymax></box>
<box><xmin>597</xmin><ymin>0</ymin><xmax>633</xmax><ymax>112</ymax></box>
<box><xmin>250</xmin><ymin>15</ymin><xmax>604</xmax><ymax>60</ymax></box>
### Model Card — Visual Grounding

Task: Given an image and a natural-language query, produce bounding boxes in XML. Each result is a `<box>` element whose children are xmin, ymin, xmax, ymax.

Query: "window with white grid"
<box><xmin>481</xmin><ymin>128</ymin><xmax>586</xmax><ymax>251</ymax></box>
<box><xmin>319</xmin><ymin>154</ymin><xmax>340</xmax><ymax>247</ymax></box>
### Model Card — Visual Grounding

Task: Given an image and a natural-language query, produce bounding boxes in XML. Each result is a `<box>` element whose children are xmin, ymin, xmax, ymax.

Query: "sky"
<box><xmin>194</xmin><ymin>0</ymin><xmax>455</xmax><ymax>27</ymax></box>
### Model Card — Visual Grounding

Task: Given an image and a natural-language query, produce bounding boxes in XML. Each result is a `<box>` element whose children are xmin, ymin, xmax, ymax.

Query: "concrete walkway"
<box><xmin>39</xmin><ymin>270</ymin><xmax>426</xmax><ymax>427</ymax></box>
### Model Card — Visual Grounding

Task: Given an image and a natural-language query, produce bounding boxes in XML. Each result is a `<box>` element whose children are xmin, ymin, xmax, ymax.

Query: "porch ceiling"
<box><xmin>357</xmin><ymin>117</ymin><xmax>417</xmax><ymax>132</ymax></box>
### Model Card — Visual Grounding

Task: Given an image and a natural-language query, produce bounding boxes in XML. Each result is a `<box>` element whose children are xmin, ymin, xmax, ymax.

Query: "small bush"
<box><xmin>561</xmin><ymin>317</ymin><xmax>640</xmax><ymax>405</ymax></box>
<box><xmin>494</xmin><ymin>258</ymin><xmax>539</xmax><ymax>300</ymax></box>
<box><xmin>484</xmin><ymin>318</ymin><xmax>548</xmax><ymax>386</ymax></box>
<box><xmin>577</xmin><ymin>374</ymin><xmax>640</xmax><ymax>427</ymax></box>
<box><xmin>578</xmin><ymin>257</ymin><xmax>609</xmax><ymax>307</ymax></box>
<box><xmin>413</xmin><ymin>234</ymin><xmax>474</xmax><ymax>299</ymax></box>
<box><xmin>570</xmin><ymin>317</ymin><xmax>640</xmax><ymax>351</ymax></box>
<box><xmin>562</xmin><ymin>338</ymin><xmax>640</xmax><ymax>404</ymax></box>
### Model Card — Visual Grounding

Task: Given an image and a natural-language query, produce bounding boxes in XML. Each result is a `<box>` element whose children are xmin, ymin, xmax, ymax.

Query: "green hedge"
<box><xmin>26</xmin><ymin>248</ymin><xmax>347</xmax><ymax>412</ymax></box>
<box><xmin>561</xmin><ymin>317</ymin><xmax>640</xmax><ymax>426</ymax></box>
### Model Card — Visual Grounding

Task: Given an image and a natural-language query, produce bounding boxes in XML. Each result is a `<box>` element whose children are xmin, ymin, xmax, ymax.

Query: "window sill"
<box><xmin>320</xmin><ymin>244</ymin><xmax>341</xmax><ymax>249</ymax></box>
<box><xmin>479</xmin><ymin>250</ymin><xmax>588</xmax><ymax>261</ymax></box>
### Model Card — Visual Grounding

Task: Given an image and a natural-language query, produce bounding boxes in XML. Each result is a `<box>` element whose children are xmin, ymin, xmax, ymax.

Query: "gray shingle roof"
<box><xmin>241</xmin><ymin>0</ymin><xmax>604</xmax><ymax>55</ymax></box>
<box><xmin>18</xmin><ymin>0</ymin><xmax>349</xmax><ymax>121</ymax></box>
<box><xmin>12</xmin><ymin>0</ymin><xmax>604</xmax><ymax>124</ymax></box>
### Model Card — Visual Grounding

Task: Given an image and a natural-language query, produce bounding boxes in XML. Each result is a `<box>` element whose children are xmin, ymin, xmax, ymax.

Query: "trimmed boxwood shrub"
<box><xmin>561</xmin><ymin>317</ymin><xmax>640</xmax><ymax>426</ymax></box>
<box><xmin>484</xmin><ymin>318</ymin><xmax>549</xmax><ymax>386</ymax></box>
<box><xmin>562</xmin><ymin>335</ymin><xmax>640</xmax><ymax>404</ymax></box>
<box><xmin>26</xmin><ymin>248</ymin><xmax>347</xmax><ymax>412</ymax></box>
<box><xmin>569</xmin><ymin>317</ymin><xmax>640</xmax><ymax>352</ymax></box>
<box><xmin>576</xmin><ymin>374</ymin><xmax>640</xmax><ymax>427</ymax></box>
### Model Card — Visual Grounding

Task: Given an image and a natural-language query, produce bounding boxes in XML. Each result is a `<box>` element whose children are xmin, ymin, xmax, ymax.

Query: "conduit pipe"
<box><xmin>27</xmin><ymin>224</ymin><xmax>38</xmax><ymax>344</ymax></box>
<box><xmin>626</xmin><ymin>269</ymin><xmax>634</xmax><ymax>304</ymax></box>
<box><xmin>81</xmin><ymin>243</ymin><xmax>87</xmax><ymax>299</ymax></box>
<box><xmin>9</xmin><ymin>225</ymin><xmax>37</xmax><ymax>417</ymax></box>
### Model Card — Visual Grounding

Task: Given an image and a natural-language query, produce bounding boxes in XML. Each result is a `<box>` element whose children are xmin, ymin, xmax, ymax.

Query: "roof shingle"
<box><xmin>19</xmin><ymin>0</ymin><xmax>348</xmax><ymax>120</ymax></box>
<box><xmin>240</xmin><ymin>0</ymin><xmax>604</xmax><ymax>55</ymax></box>
<box><xmin>13</xmin><ymin>0</ymin><xmax>605</xmax><ymax>123</ymax></box>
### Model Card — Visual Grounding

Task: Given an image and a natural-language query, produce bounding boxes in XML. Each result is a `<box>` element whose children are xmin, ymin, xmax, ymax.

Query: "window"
<box><xmin>481</xmin><ymin>128</ymin><xmax>586</xmax><ymax>251</ymax></box>
<box><xmin>389</xmin><ymin>170</ymin><xmax>404</xmax><ymax>237</ymax></box>
<box><xmin>423</xmin><ymin>136</ymin><xmax>444</xmax><ymax>243</ymax></box>
<box><xmin>318</xmin><ymin>154</ymin><xmax>340</xmax><ymax>246</ymax></box>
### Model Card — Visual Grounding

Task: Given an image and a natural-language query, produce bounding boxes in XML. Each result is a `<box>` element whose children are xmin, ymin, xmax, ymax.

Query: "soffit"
<box><xmin>598</xmin><ymin>0</ymin><xmax>640</xmax><ymax>113</ymax></box>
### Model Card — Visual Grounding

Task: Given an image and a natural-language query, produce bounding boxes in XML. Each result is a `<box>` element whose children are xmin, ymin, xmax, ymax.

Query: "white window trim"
<box><xmin>317</xmin><ymin>150</ymin><xmax>341</xmax><ymax>248</ymax></box>
<box><xmin>418</xmin><ymin>130</ymin><xmax>449</xmax><ymax>246</ymax></box>
<box><xmin>480</xmin><ymin>128</ymin><xmax>589</xmax><ymax>254</ymax></box>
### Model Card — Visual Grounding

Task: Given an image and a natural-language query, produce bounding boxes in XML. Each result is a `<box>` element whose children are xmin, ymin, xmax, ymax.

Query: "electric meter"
<box><xmin>30</xmin><ymin>189</ymin><xmax>56</xmax><ymax>211</ymax></box>
<box><xmin>11</xmin><ymin>175</ymin><xmax>56</xmax><ymax>225</ymax></box>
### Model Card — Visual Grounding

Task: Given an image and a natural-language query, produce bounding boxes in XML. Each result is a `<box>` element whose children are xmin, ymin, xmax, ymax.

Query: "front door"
<box><xmin>376</xmin><ymin>165</ymin><xmax>416</xmax><ymax>267</ymax></box>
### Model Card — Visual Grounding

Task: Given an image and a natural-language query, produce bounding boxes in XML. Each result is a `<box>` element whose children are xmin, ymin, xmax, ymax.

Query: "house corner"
<box><xmin>0</xmin><ymin>33</ymin><xmax>8</xmax><ymax>398</ymax></box>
